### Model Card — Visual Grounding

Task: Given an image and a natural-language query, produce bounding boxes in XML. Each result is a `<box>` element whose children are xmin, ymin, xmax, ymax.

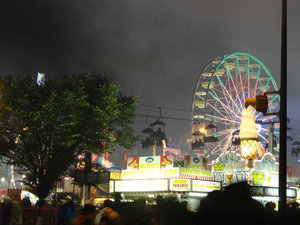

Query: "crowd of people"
<box><xmin>1</xmin><ymin>182</ymin><xmax>300</xmax><ymax>225</ymax></box>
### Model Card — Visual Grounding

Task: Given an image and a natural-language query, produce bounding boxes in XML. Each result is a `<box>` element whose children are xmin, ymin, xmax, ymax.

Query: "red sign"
<box><xmin>123</xmin><ymin>151</ymin><xmax>127</xmax><ymax>164</ymax></box>
<box><xmin>105</xmin><ymin>152</ymin><xmax>110</xmax><ymax>161</ymax></box>
<box><xmin>287</xmin><ymin>166</ymin><xmax>297</xmax><ymax>177</ymax></box>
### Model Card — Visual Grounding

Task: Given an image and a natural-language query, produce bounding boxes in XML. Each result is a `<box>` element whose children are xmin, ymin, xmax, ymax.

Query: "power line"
<box><xmin>138</xmin><ymin>103</ymin><xmax>193</xmax><ymax>113</ymax></box>
<box><xmin>139</xmin><ymin>103</ymin><xmax>300</xmax><ymax>122</ymax></box>
<box><xmin>289</xmin><ymin>117</ymin><xmax>300</xmax><ymax>122</ymax></box>
<box><xmin>138</xmin><ymin>104</ymin><xmax>300</xmax><ymax>130</ymax></box>
<box><xmin>136</xmin><ymin>113</ymin><xmax>192</xmax><ymax>122</ymax></box>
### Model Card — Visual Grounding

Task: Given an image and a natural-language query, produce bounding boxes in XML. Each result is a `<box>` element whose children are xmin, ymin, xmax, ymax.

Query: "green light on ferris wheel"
<box><xmin>270</xmin><ymin>95</ymin><xmax>279</xmax><ymax>103</ymax></box>
<box><xmin>213</xmin><ymin>53</ymin><xmax>278</xmax><ymax>91</ymax></box>
<box><xmin>205</xmin><ymin>113</ymin><xmax>219</xmax><ymax>119</ymax></box>
<box><xmin>264</xmin><ymin>78</ymin><xmax>271</xmax><ymax>91</ymax></box>
<box><xmin>257</xmin><ymin>66</ymin><xmax>261</xmax><ymax>81</ymax></box>
<box><xmin>236</xmin><ymin>56</ymin><xmax>241</xmax><ymax>74</ymax></box>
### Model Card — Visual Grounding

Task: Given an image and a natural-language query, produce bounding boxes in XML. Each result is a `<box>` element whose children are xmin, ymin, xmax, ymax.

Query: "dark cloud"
<box><xmin>1</xmin><ymin>0</ymin><xmax>300</xmax><ymax>165</ymax></box>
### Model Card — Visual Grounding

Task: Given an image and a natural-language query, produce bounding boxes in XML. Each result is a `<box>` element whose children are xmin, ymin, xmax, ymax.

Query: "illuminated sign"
<box><xmin>127</xmin><ymin>156</ymin><xmax>174</xmax><ymax>170</ymax></box>
<box><xmin>122</xmin><ymin>168</ymin><xmax>179</xmax><ymax>179</ymax></box>
<box><xmin>110</xmin><ymin>172</ymin><xmax>121</xmax><ymax>180</ymax></box>
<box><xmin>179</xmin><ymin>168</ymin><xmax>212</xmax><ymax>180</ymax></box>
<box><xmin>170</xmin><ymin>179</ymin><xmax>191</xmax><ymax>191</ymax></box>
<box><xmin>264</xmin><ymin>187</ymin><xmax>296</xmax><ymax>198</ymax></box>
<box><xmin>139</xmin><ymin>156</ymin><xmax>160</xmax><ymax>169</ymax></box>
<box><xmin>184</xmin><ymin>156</ymin><xmax>207</xmax><ymax>170</ymax></box>
<box><xmin>212</xmin><ymin>151</ymin><xmax>248</xmax><ymax>185</ymax></box>
<box><xmin>251</xmin><ymin>171</ymin><xmax>265</xmax><ymax>185</ymax></box>
<box><xmin>115</xmin><ymin>179</ymin><xmax>168</xmax><ymax>192</ymax></box>
<box><xmin>192</xmin><ymin>180</ymin><xmax>221</xmax><ymax>192</ymax></box>
<box><xmin>253</xmin><ymin>153</ymin><xmax>279</xmax><ymax>187</ymax></box>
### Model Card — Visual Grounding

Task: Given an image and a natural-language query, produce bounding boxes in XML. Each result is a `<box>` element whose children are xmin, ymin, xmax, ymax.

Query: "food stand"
<box><xmin>212</xmin><ymin>151</ymin><xmax>296</xmax><ymax>208</ymax></box>
<box><xmin>109</xmin><ymin>155</ymin><xmax>221</xmax><ymax>211</ymax></box>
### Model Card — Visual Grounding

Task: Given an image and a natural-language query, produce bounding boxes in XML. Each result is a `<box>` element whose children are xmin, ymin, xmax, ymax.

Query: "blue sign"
<box><xmin>146</xmin><ymin>157</ymin><xmax>154</xmax><ymax>163</ymax></box>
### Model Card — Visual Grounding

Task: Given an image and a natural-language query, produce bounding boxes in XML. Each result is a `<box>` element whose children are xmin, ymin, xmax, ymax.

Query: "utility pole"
<box><xmin>279</xmin><ymin>0</ymin><xmax>287</xmax><ymax>223</ymax></box>
<box><xmin>268</xmin><ymin>123</ymin><xmax>274</xmax><ymax>154</ymax></box>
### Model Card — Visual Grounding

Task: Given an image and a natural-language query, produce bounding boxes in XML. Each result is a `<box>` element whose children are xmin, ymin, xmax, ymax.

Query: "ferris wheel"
<box><xmin>191</xmin><ymin>53</ymin><xmax>280</xmax><ymax>159</ymax></box>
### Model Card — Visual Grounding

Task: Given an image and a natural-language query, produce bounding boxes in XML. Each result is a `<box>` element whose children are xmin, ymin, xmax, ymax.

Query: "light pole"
<box><xmin>279</xmin><ymin>0</ymin><xmax>287</xmax><ymax>222</ymax></box>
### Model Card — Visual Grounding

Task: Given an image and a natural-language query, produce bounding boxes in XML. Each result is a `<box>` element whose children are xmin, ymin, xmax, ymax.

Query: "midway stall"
<box><xmin>212</xmin><ymin>151</ymin><xmax>296</xmax><ymax>208</ymax></box>
<box><xmin>109</xmin><ymin>155</ymin><xmax>221</xmax><ymax>211</ymax></box>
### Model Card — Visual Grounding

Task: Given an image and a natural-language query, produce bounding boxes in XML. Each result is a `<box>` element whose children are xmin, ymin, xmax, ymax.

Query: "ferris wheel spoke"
<box><xmin>247</xmin><ymin>73</ymin><xmax>250</xmax><ymax>98</ymax></box>
<box><xmin>209</xmin><ymin>89</ymin><xmax>240</xmax><ymax>119</ymax></box>
<box><xmin>268</xmin><ymin>94</ymin><xmax>280</xmax><ymax>106</ymax></box>
<box><xmin>253</xmin><ymin>66</ymin><xmax>261</xmax><ymax>97</ymax></box>
<box><xmin>225</xmin><ymin>62</ymin><xmax>239</xmax><ymax>96</ymax></box>
<box><xmin>239</xmin><ymin>72</ymin><xmax>245</xmax><ymax>100</ymax></box>
<box><xmin>205</xmin><ymin>113</ymin><xmax>232</xmax><ymax>123</ymax></box>
<box><xmin>215</xmin><ymin>75</ymin><xmax>242</xmax><ymax>116</ymax></box>
<box><xmin>215</xmin><ymin>129</ymin><xmax>234</xmax><ymax>137</ymax></box>
<box><xmin>262</xmin><ymin>77</ymin><xmax>271</xmax><ymax>95</ymax></box>
<box><xmin>241</xmin><ymin>72</ymin><xmax>248</xmax><ymax>98</ymax></box>
<box><xmin>212</xmin><ymin>85</ymin><xmax>235</xmax><ymax>120</ymax></box>
<box><xmin>258</xmin><ymin>133</ymin><xmax>268</xmax><ymax>142</ymax></box>
<box><xmin>222</xmin><ymin>138</ymin><xmax>232</xmax><ymax>152</ymax></box>
<box><xmin>262</xmin><ymin>115</ymin><xmax>277</xmax><ymax>122</ymax></box>
<box><xmin>226</xmin><ymin>72</ymin><xmax>232</xmax><ymax>97</ymax></box>
<box><xmin>211</xmin><ymin>137</ymin><xmax>230</xmax><ymax>154</ymax></box>
<box><xmin>236</xmin><ymin>55</ymin><xmax>242</xmax><ymax>74</ymax></box>
<box><xmin>224</xmin><ymin>63</ymin><xmax>244</xmax><ymax>109</ymax></box>
<box><xmin>211</xmin><ymin>144</ymin><xmax>222</xmax><ymax>155</ymax></box>
<box><xmin>206</xmin><ymin>101</ymin><xmax>232</xmax><ymax>122</ymax></box>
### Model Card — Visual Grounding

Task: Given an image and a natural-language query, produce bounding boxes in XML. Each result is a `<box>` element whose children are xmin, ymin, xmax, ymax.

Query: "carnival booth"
<box><xmin>212</xmin><ymin>150</ymin><xmax>296</xmax><ymax>208</ymax></box>
<box><xmin>109</xmin><ymin>155</ymin><xmax>221</xmax><ymax>211</ymax></box>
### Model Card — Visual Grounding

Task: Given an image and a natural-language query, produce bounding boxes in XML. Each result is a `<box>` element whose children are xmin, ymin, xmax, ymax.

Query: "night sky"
<box><xmin>1</xmin><ymin>0</ymin><xmax>300</xmax><ymax>167</ymax></box>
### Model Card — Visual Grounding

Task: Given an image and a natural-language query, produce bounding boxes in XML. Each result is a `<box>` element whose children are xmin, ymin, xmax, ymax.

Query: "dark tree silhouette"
<box><xmin>0</xmin><ymin>72</ymin><xmax>138</xmax><ymax>204</ymax></box>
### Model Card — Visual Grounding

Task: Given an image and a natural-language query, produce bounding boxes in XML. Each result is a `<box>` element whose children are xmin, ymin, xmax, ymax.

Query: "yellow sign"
<box><xmin>110</xmin><ymin>172</ymin><xmax>121</xmax><ymax>180</ymax></box>
<box><xmin>213</xmin><ymin>163</ymin><xmax>225</xmax><ymax>171</ymax></box>
<box><xmin>140</xmin><ymin>163</ymin><xmax>160</xmax><ymax>169</ymax></box>
<box><xmin>122</xmin><ymin>168</ymin><xmax>179</xmax><ymax>179</ymax></box>
<box><xmin>251</xmin><ymin>171</ymin><xmax>265</xmax><ymax>185</ymax></box>
<box><xmin>192</xmin><ymin>180</ymin><xmax>221</xmax><ymax>192</ymax></box>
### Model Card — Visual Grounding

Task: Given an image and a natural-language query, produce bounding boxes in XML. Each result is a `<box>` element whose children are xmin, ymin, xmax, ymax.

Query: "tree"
<box><xmin>0</xmin><ymin>72</ymin><xmax>138</xmax><ymax>203</ymax></box>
